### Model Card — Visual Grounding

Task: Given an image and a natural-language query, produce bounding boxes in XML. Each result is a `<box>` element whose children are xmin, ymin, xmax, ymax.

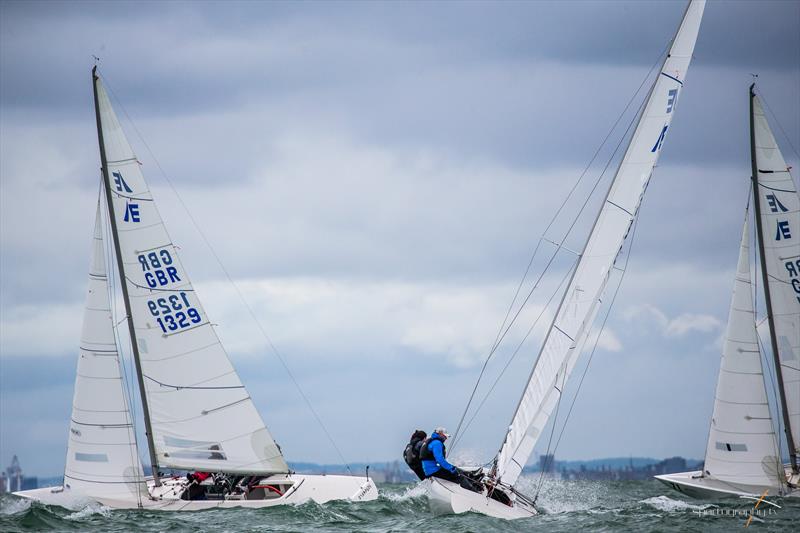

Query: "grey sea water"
<box><xmin>2</xmin><ymin>478</ymin><xmax>798</xmax><ymax>532</ymax></box>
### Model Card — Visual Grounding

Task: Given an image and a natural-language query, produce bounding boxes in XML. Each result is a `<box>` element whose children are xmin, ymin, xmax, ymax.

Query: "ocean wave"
<box><xmin>0</xmin><ymin>497</ymin><xmax>31</xmax><ymax>516</ymax></box>
<box><xmin>381</xmin><ymin>482</ymin><xmax>428</xmax><ymax>502</ymax></box>
<box><xmin>65</xmin><ymin>503</ymin><xmax>112</xmax><ymax>520</ymax></box>
<box><xmin>640</xmin><ymin>495</ymin><xmax>715</xmax><ymax>512</ymax></box>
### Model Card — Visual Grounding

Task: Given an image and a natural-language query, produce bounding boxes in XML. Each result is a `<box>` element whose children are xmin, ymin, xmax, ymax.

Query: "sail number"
<box><xmin>787</xmin><ymin>259</ymin><xmax>800</xmax><ymax>304</ymax></box>
<box><xmin>137</xmin><ymin>250</ymin><xmax>182</xmax><ymax>288</ymax></box>
<box><xmin>147</xmin><ymin>292</ymin><xmax>202</xmax><ymax>333</ymax></box>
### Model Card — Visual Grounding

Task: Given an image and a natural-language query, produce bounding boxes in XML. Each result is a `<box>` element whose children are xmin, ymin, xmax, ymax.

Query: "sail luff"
<box><xmin>92</xmin><ymin>66</ymin><xmax>162</xmax><ymax>486</ymax></box>
<box><xmin>494</xmin><ymin>0</ymin><xmax>705</xmax><ymax>486</ymax></box>
<box><xmin>702</xmin><ymin>211</ymin><xmax>784</xmax><ymax>488</ymax></box>
<box><xmin>749</xmin><ymin>84</ymin><xmax>799</xmax><ymax>473</ymax></box>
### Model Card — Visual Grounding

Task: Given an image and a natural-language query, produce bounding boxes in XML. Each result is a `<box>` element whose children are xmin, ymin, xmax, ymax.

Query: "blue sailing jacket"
<box><xmin>420</xmin><ymin>432</ymin><xmax>456</xmax><ymax>476</ymax></box>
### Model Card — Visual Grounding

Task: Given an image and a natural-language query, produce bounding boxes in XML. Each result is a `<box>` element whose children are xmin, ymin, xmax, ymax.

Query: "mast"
<box><xmin>749</xmin><ymin>83</ymin><xmax>798</xmax><ymax>474</ymax></box>
<box><xmin>492</xmin><ymin>0</ymin><xmax>705</xmax><ymax>487</ymax></box>
<box><xmin>92</xmin><ymin>66</ymin><xmax>161</xmax><ymax>486</ymax></box>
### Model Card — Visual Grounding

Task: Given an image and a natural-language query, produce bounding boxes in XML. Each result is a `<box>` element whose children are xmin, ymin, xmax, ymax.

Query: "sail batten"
<box><xmin>93</xmin><ymin>72</ymin><xmax>288</xmax><ymax>475</ymax></box>
<box><xmin>495</xmin><ymin>0</ymin><xmax>706</xmax><ymax>486</ymax></box>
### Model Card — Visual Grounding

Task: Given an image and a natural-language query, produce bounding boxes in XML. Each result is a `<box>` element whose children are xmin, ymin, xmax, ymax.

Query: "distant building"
<box><xmin>558</xmin><ymin>456</ymin><xmax>699</xmax><ymax>481</ymax></box>
<box><xmin>654</xmin><ymin>456</ymin><xmax>687</xmax><ymax>474</ymax></box>
<box><xmin>539</xmin><ymin>454</ymin><xmax>556</xmax><ymax>474</ymax></box>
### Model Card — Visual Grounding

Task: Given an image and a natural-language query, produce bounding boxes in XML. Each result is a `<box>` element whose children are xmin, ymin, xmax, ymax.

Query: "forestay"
<box><xmin>752</xmin><ymin>92</ymin><xmax>800</xmax><ymax>459</ymax></box>
<box><xmin>94</xmin><ymin>74</ymin><xmax>288</xmax><ymax>474</ymax></box>
<box><xmin>64</xmin><ymin>201</ymin><xmax>147</xmax><ymax>500</ymax></box>
<box><xmin>495</xmin><ymin>0</ymin><xmax>706</xmax><ymax>486</ymax></box>
<box><xmin>703</xmin><ymin>215</ymin><xmax>783</xmax><ymax>488</ymax></box>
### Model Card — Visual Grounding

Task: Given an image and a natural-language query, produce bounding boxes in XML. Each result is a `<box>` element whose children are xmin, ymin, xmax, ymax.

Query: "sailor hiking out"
<box><xmin>419</xmin><ymin>427</ymin><xmax>481</xmax><ymax>493</ymax></box>
<box><xmin>403</xmin><ymin>430</ymin><xmax>427</xmax><ymax>481</ymax></box>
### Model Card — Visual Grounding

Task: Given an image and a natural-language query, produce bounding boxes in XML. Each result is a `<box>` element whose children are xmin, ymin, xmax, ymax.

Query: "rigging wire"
<box><xmin>450</xmin><ymin>256</ymin><xmax>578</xmax><ymax>450</ymax></box>
<box><xmin>534</xmin><ymin>212</ymin><xmax>642</xmax><ymax>503</ymax></box>
<box><xmin>451</xmin><ymin>68</ymin><xmax>653</xmax><ymax>451</ymax></box>
<box><xmin>98</xmin><ymin>70</ymin><xmax>354</xmax><ymax>475</ymax></box>
<box><xmin>753</xmin><ymin>203</ymin><xmax>789</xmax><ymax>474</ymax></box>
<box><xmin>450</xmin><ymin>42</ymin><xmax>670</xmax><ymax>447</ymax></box>
<box><xmin>99</xmin><ymin>180</ymin><xmax>146</xmax><ymax>505</ymax></box>
<box><xmin>757</xmin><ymin>331</ymin><xmax>790</xmax><ymax>486</ymax></box>
<box><xmin>750</xmin><ymin>166</ymin><xmax>792</xmax><ymax>479</ymax></box>
<box><xmin>755</xmin><ymin>85</ymin><xmax>800</xmax><ymax>164</ymax></box>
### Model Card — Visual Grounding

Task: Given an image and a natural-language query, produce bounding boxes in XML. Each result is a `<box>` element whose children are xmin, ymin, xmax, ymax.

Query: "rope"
<box><xmin>98</xmin><ymin>69</ymin><xmax>354</xmax><ymax>475</ymax></box>
<box><xmin>450</xmin><ymin>42</ymin><xmax>668</xmax><ymax>448</ymax></box>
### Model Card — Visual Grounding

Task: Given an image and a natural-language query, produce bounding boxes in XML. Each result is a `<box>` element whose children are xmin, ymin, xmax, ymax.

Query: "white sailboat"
<box><xmin>426</xmin><ymin>0</ymin><xmax>705</xmax><ymax>519</ymax></box>
<box><xmin>655</xmin><ymin>85</ymin><xmax>800</xmax><ymax>499</ymax></box>
<box><xmin>14</xmin><ymin>68</ymin><xmax>377</xmax><ymax>510</ymax></box>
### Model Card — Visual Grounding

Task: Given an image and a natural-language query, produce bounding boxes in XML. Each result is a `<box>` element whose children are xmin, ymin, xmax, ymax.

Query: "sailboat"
<box><xmin>425</xmin><ymin>0</ymin><xmax>705</xmax><ymax>519</ymax></box>
<box><xmin>655</xmin><ymin>85</ymin><xmax>800</xmax><ymax>499</ymax></box>
<box><xmin>13</xmin><ymin>68</ymin><xmax>377</xmax><ymax>510</ymax></box>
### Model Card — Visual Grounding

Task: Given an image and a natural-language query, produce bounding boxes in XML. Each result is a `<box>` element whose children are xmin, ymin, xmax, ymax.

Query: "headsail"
<box><xmin>64</xmin><ymin>200</ymin><xmax>147</xmax><ymax>500</ymax></box>
<box><xmin>750</xmin><ymin>88</ymin><xmax>800</xmax><ymax>468</ymax></box>
<box><xmin>495</xmin><ymin>0</ymin><xmax>706</xmax><ymax>486</ymax></box>
<box><xmin>93</xmin><ymin>71</ymin><xmax>288</xmax><ymax>475</ymax></box>
<box><xmin>703</xmin><ymin>213</ymin><xmax>783</xmax><ymax>488</ymax></box>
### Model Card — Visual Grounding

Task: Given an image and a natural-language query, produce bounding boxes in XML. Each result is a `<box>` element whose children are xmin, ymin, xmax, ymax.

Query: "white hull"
<box><xmin>14</xmin><ymin>473</ymin><xmax>377</xmax><ymax>511</ymax></box>
<box><xmin>426</xmin><ymin>478</ymin><xmax>537</xmax><ymax>520</ymax></box>
<box><xmin>655</xmin><ymin>467</ymin><xmax>799</xmax><ymax>499</ymax></box>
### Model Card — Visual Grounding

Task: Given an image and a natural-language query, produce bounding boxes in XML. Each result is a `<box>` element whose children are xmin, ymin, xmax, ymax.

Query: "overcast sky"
<box><xmin>1</xmin><ymin>0</ymin><xmax>798</xmax><ymax>477</ymax></box>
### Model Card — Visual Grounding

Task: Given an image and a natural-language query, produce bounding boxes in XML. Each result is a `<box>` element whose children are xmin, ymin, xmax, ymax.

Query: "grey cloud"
<box><xmin>1</xmin><ymin>0</ymin><xmax>798</xmax><ymax>474</ymax></box>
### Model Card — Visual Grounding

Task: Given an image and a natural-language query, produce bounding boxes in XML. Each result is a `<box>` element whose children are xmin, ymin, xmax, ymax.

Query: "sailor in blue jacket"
<box><xmin>419</xmin><ymin>427</ymin><xmax>464</xmax><ymax>485</ymax></box>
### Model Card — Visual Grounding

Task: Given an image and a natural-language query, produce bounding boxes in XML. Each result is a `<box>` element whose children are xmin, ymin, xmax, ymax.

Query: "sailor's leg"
<box><xmin>431</xmin><ymin>468</ymin><xmax>462</xmax><ymax>484</ymax></box>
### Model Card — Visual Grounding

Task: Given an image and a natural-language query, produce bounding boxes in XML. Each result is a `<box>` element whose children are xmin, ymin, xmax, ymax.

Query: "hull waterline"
<box><xmin>655</xmin><ymin>467</ymin><xmax>799</xmax><ymax>499</ymax></box>
<box><xmin>13</xmin><ymin>473</ymin><xmax>378</xmax><ymax>511</ymax></box>
<box><xmin>426</xmin><ymin>478</ymin><xmax>537</xmax><ymax>519</ymax></box>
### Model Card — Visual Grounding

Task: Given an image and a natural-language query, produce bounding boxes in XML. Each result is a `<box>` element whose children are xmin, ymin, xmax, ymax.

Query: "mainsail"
<box><xmin>703</xmin><ymin>213</ymin><xmax>783</xmax><ymax>488</ymax></box>
<box><xmin>495</xmin><ymin>0</ymin><xmax>706</xmax><ymax>485</ymax></box>
<box><xmin>93</xmin><ymin>70</ymin><xmax>288</xmax><ymax>475</ymax></box>
<box><xmin>750</xmin><ymin>88</ymin><xmax>800</xmax><ymax>467</ymax></box>
<box><xmin>64</xmin><ymin>200</ymin><xmax>147</xmax><ymax>500</ymax></box>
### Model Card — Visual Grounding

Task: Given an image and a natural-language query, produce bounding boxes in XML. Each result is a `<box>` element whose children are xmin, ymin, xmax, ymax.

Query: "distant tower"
<box><xmin>7</xmin><ymin>455</ymin><xmax>22</xmax><ymax>492</ymax></box>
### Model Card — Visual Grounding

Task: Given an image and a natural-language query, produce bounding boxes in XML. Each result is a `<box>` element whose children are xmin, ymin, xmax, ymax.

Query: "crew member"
<box><xmin>420</xmin><ymin>427</ymin><xmax>463</xmax><ymax>484</ymax></box>
<box><xmin>403</xmin><ymin>429</ymin><xmax>427</xmax><ymax>481</ymax></box>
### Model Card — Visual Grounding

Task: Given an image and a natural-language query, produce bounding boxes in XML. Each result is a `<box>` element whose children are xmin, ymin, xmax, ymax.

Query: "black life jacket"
<box><xmin>403</xmin><ymin>437</ymin><xmax>424</xmax><ymax>467</ymax></box>
<box><xmin>419</xmin><ymin>435</ymin><xmax>445</xmax><ymax>462</ymax></box>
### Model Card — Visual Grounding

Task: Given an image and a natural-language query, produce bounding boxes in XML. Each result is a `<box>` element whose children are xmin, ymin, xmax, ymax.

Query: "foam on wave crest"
<box><xmin>382</xmin><ymin>482</ymin><xmax>428</xmax><ymax>502</ymax></box>
<box><xmin>66</xmin><ymin>503</ymin><xmax>112</xmax><ymax>520</ymax></box>
<box><xmin>640</xmin><ymin>495</ymin><xmax>715</xmax><ymax>512</ymax></box>
<box><xmin>0</xmin><ymin>496</ymin><xmax>31</xmax><ymax>516</ymax></box>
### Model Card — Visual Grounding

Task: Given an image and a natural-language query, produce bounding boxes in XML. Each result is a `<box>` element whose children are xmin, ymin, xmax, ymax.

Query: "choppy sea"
<box><xmin>2</xmin><ymin>477</ymin><xmax>798</xmax><ymax>532</ymax></box>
